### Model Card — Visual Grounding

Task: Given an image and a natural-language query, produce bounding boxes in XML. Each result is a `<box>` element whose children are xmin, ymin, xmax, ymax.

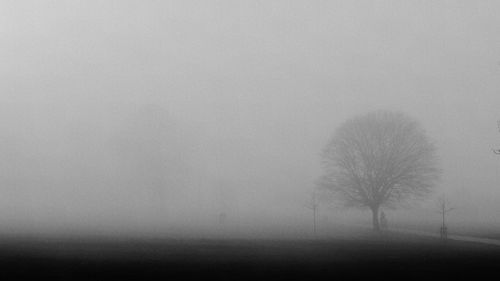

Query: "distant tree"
<box><xmin>111</xmin><ymin>104</ymin><xmax>189</xmax><ymax>210</ymax></box>
<box><xmin>319</xmin><ymin>111</ymin><xmax>441</xmax><ymax>231</ymax></box>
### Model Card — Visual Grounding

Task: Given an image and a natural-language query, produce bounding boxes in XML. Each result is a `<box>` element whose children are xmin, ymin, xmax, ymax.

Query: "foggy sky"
<box><xmin>1</xmin><ymin>1</ymin><xmax>500</xmax><ymax>236</ymax></box>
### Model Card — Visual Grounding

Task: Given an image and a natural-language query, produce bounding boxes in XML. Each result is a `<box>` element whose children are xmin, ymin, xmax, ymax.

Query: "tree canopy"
<box><xmin>320</xmin><ymin>111</ymin><xmax>441</xmax><ymax>230</ymax></box>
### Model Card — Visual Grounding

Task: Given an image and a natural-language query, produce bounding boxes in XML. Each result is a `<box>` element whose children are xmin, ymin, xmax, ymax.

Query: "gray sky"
<box><xmin>1</xmin><ymin>1</ymin><xmax>500</xmax><ymax>235</ymax></box>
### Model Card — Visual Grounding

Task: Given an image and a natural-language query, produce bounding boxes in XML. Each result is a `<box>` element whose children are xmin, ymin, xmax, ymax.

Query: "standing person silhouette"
<box><xmin>380</xmin><ymin>211</ymin><xmax>388</xmax><ymax>230</ymax></box>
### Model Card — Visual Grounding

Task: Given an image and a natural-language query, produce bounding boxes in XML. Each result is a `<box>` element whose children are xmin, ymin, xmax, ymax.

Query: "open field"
<box><xmin>0</xmin><ymin>231</ymin><xmax>499</xmax><ymax>280</ymax></box>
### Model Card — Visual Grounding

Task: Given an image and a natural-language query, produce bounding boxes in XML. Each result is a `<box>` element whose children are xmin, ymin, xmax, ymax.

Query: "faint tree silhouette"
<box><xmin>319</xmin><ymin>111</ymin><xmax>441</xmax><ymax>231</ymax></box>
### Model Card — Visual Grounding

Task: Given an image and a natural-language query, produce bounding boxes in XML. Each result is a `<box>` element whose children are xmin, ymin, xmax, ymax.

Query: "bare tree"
<box><xmin>319</xmin><ymin>111</ymin><xmax>441</xmax><ymax>231</ymax></box>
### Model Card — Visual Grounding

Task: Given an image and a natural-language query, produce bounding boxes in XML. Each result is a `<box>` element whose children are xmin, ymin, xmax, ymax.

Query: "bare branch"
<box><xmin>320</xmin><ymin>111</ymin><xmax>441</xmax><ymax>213</ymax></box>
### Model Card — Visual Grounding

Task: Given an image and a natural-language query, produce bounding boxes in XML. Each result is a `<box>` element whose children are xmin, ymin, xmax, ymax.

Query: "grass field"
<box><xmin>0</xmin><ymin>230</ymin><xmax>499</xmax><ymax>280</ymax></box>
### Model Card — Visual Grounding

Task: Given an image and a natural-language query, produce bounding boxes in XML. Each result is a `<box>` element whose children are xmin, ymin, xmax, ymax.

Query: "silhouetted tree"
<box><xmin>319</xmin><ymin>111</ymin><xmax>441</xmax><ymax>231</ymax></box>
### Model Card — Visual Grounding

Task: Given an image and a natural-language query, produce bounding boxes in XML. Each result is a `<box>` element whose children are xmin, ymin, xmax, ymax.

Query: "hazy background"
<box><xmin>0</xmin><ymin>0</ymin><xmax>499</xmax><ymax>237</ymax></box>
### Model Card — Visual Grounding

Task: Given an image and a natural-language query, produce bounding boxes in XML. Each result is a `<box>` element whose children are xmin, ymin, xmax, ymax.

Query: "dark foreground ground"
<box><xmin>0</xmin><ymin>232</ymin><xmax>499</xmax><ymax>280</ymax></box>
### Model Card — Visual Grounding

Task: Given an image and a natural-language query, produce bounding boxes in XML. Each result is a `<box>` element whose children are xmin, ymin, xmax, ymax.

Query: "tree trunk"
<box><xmin>371</xmin><ymin>206</ymin><xmax>380</xmax><ymax>231</ymax></box>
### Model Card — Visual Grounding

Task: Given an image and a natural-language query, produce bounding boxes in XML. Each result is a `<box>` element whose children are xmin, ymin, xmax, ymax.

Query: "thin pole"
<box><xmin>306</xmin><ymin>192</ymin><xmax>319</xmax><ymax>237</ymax></box>
<box><xmin>313</xmin><ymin>204</ymin><xmax>317</xmax><ymax>236</ymax></box>
<box><xmin>442</xmin><ymin>206</ymin><xmax>445</xmax><ymax>228</ymax></box>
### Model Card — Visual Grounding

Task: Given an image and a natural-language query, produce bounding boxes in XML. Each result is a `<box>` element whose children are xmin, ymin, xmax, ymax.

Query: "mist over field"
<box><xmin>1</xmin><ymin>1</ymin><xmax>500</xmax><ymax>239</ymax></box>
